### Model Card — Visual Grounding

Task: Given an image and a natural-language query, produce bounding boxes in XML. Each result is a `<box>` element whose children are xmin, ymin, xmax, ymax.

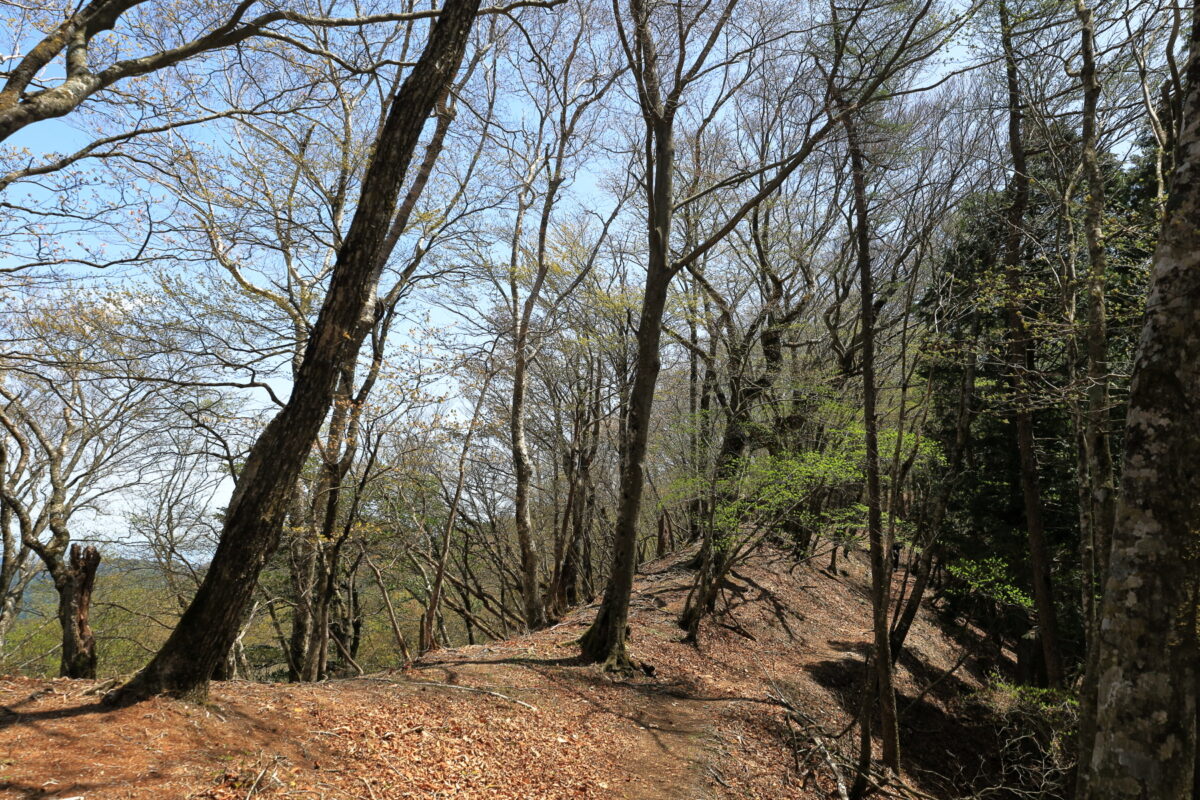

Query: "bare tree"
<box><xmin>486</xmin><ymin>5</ymin><xmax>621</xmax><ymax>629</ymax></box>
<box><xmin>995</xmin><ymin>0</ymin><xmax>1065</xmax><ymax>688</ymax></box>
<box><xmin>0</xmin><ymin>299</ymin><xmax>165</xmax><ymax>677</ymax></box>
<box><xmin>580</xmin><ymin>0</ymin><xmax>953</xmax><ymax>670</ymax></box>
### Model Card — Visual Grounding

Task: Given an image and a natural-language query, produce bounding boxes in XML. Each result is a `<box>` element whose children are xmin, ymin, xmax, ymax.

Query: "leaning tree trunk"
<box><xmin>891</xmin><ymin>324</ymin><xmax>978</xmax><ymax>660</ymax></box>
<box><xmin>1080</xmin><ymin>7</ymin><xmax>1200</xmax><ymax>797</ymax></box>
<box><xmin>105</xmin><ymin>0</ymin><xmax>483</xmax><ymax>704</ymax></box>
<box><xmin>57</xmin><ymin>544</ymin><xmax>100</xmax><ymax>679</ymax></box>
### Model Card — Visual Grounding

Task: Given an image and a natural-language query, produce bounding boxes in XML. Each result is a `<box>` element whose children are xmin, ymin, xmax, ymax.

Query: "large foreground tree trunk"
<box><xmin>106</xmin><ymin>0</ymin><xmax>483</xmax><ymax>704</ymax></box>
<box><xmin>578</xmin><ymin>0</ymin><xmax>680</xmax><ymax>669</ymax></box>
<box><xmin>1079</xmin><ymin>7</ymin><xmax>1200</xmax><ymax>798</ymax></box>
<box><xmin>57</xmin><ymin>544</ymin><xmax>100</xmax><ymax>679</ymax></box>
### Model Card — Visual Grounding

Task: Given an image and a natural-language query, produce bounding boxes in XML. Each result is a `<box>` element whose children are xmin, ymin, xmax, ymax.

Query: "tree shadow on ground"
<box><xmin>720</xmin><ymin>569</ymin><xmax>807</xmax><ymax>641</ymax></box>
<box><xmin>0</xmin><ymin>698</ymin><xmax>108</xmax><ymax>732</ymax></box>
<box><xmin>799</xmin><ymin>645</ymin><xmax>1013</xmax><ymax>798</ymax></box>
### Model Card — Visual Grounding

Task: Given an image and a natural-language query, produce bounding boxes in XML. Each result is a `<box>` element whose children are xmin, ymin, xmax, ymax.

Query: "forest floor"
<box><xmin>0</xmin><ymin>547</ymin><xmax>1017</xmax><ymax>800</ymax></box>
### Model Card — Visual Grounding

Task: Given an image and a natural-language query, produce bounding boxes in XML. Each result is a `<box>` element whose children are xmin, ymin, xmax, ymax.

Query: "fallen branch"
<box><xmin>77</xmin><ymin>677</ymin><xmax>120</xmax><ymax>697</ymax></box>
<box><xmin>815</xmin><ymin>731</ymin><xmax>850</xmax><ymax>800</ymax></box>
<box><xmin>409</xmin><ymin>680</ymin><xmax>540</xmax><ymax>712</ymax></box>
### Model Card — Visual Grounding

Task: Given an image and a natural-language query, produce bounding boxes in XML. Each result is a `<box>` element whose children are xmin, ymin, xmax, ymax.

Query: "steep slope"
<box><xmin>0</xmin><ymin>548</ymin><xmax>1013</xmax><ymax>799</ymax></box>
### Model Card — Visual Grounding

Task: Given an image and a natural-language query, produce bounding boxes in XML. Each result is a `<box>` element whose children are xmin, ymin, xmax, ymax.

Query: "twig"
<box><xmin>708</xmin><ymin>765</ymin><xmax>732</xmax><ymax>789</ymax></box>
<box><xmin>79</xmin><ymin>677</ymin><xmax>120</xmax><ymax>697</ymax></box>
<box><xmin>245</xmin><ymin>757</ymin><xmax>285</xmax><ymax>799</ymax></box>
<box><xmin>814</xmin><ymin>731</ymin><xmax>851</xmax><ymax>800</ymax></box>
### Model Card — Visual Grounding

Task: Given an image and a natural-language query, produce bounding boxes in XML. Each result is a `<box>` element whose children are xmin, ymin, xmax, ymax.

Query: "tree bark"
<box><xmin>1079</xmin><ymin>6</ymin><xmax>1200</xmax><ymax>797</ymax></box>
<box><xmin>105</xmin><ymin>0</ymin><xmax>483</xmax><ymax>704</ymax></box>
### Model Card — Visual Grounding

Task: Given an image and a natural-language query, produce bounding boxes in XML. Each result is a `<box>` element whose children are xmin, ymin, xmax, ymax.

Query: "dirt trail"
<box><xmin>0</xmin><ymin>549</ymin><xmax>1010</xmax><ymax>799</ymax></box>
<box><xmin>410</xmin><ymin>655</ymin><xmax>712</xmax><ymax>800</ymax></box>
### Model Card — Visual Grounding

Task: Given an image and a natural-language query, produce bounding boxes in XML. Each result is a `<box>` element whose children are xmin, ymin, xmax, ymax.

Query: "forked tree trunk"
<box><xmin>105</xmin><ymin>0</ymin><xmax>483</xmax><ymax>704</ymax></box>
<box><xmin>1080</xmin><ymin>7</ymin><xmax>1200</xmax><ymax>797</ymax></box>
<box><xmin>58</xmin><ymin>544</ymin><xmax>100</xmax><ymax>679</ymax></box>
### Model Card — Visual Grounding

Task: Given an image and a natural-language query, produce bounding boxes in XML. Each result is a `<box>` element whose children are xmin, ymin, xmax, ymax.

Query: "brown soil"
<box><xmin>0</xmin><ymin>548</ymin><xmax>1012</xmax><ymax>799</ymax></box>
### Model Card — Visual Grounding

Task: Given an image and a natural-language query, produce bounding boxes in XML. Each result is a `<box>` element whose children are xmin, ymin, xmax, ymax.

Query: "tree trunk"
<box><xmin>560</xmin><ymin>393</ymin><xmax>599</xmax><ymax>610</ymax></box>
<box><xmin>105</xmin><ymin>0</ymin><xmax>483</xmax><ymax>704</ymax></box>
<box><xmin>288</xmin><ymin>554</ymin><xmax>314</xmax><ymax>681</ymax></box>
<box><xmin>679</xmin><ymin>387</ymin><xmax>748</xmax><ymax>640</ymax></box>
<box><xmin>58</xmin><ymin>544</ymin><xmax>100</xmax><ymax>679</ymax></box>
<box><xmin>214</xmin><ymin>599</ymin><xmax>257</xmax><ymax>681</ymax></box>
<box><xmin>1079</xmin><ymin>7</ymin><xmax>1200</xmax><ymax>796</ymax></box>
<box><xmin>510</xmin><ymin>345</ymin><xmax>548</xmax><ymax>629</ymax></box>
<box><xmin>304</xmin><ymin>551</ymin><xmax>334</xmax><ymax>681</ymax></box>
<box><xmin>578</xmin><ymin>266</ymin><xmax>670</xmax><ymax>668</ymax></box>
<box><xmin>579</xmin><ymin>109</ymin><xmax>675</xmax><ymax>671</ymax></box>
<box><xmin>891</xmin><ymin>325</ymin><xmax>977</xmax><ymax>660</ymax></box>
<box><xmin>845</xmin><ymin>112</ymin><xmax>900</xmax><ymax>773</ymax></box>
<box><xmin>1073</xmin><ymin>0</ymin><xmax>1117</xmax><ymax>787</ymax></box>
<box><xmin>423</xmin><ymin>366</ymin><xmax>491</xmax><ymax>653</ymax></box>
<box><xmin>998</xmin><ymin>0</ymin><xmax>1064</xmax><ymax>689</ymax></box>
